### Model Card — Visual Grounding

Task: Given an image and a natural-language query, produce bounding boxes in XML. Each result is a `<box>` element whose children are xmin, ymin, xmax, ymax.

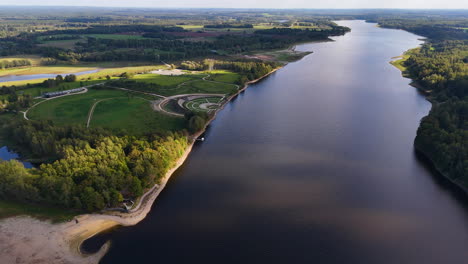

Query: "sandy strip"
<box><xmin>0</xmin><ymin>140</ymin><xmax>195</xmax><ymax>264</ymax></box>
<box><xmin>0</xmin><ymin>66</ymin><xmax>283</xmax><ymax>264</ymax></box>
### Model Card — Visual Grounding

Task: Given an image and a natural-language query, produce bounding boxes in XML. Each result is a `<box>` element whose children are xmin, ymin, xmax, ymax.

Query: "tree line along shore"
<box><xmin>0</xmin><ymin>59</ymin><xmax>283</xmax><ymax>215</ymax></box>
<box><xmin>382</xmin><ymin>18</ymin><xmax>468</xmax><ymax>189</ymax></box>
<box><xmin>0</xmin><ymin>7</ymin><xmax>465</xmax><ymax>234</ymax></box>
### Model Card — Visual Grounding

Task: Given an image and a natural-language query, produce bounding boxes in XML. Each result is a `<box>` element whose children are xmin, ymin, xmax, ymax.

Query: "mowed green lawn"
<box><xmin>132</xmin><ymin>74</ymin><xmax>197</xmax><ymax>86</ymax></box>
<box><xmin>28</xmin><ymin>89</ymin><xmax>128</xmax><ymax>126</ymax></box>
<box><xmin>187</xmin><ymin>80</ymin><xmax>237</xmax><ymax>94</ymax></box>
<box><xmin>208</xmin><ymin>70</ymin><xmax>240</xmax><ymax>83</ymax></box>
<box><xmin>129</xmin><ymin>72</ymin><xmax>237</xmax><ymax>96</ymax></box>
<box><xmin>7</xmin><ymin>80</ymin><xmax>103</xmax><ymax>100</ymax></box>
<box><xmin>90</xmin><ymin>97</ymin><xmax>185</xmax><ymax>134</ymax></box>
<box><xmin>142</xmin><ymin>80</ymin><xmax>237</xmax><ymax>96</ymax></box>
<box><xmin>128</xmin><ymin>71</ymin><xmax>238</xmax><ymax>96</ymax></box>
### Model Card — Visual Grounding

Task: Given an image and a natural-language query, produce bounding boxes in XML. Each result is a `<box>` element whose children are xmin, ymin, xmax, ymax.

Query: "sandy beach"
<box><xmin>0</xmin><ymin>66</ymin><xmax>282</xmax><ymax>264</ymax></box>
<box><xmin>0</xmin><ymin>140</ymin><xmax>196</xmax><ymax>264</ymax></box>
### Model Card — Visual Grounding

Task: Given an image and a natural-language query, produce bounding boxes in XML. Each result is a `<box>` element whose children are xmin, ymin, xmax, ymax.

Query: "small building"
<box><xmin>43</xmin><ymin>88</ymin><xmax>85</xmax><ymax>98</ymax></box>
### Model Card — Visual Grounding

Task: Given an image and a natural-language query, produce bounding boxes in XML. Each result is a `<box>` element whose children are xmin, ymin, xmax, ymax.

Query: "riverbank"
<box><xmin>0</xmin><ymin>62</ymin><xmax>285</xmax><ymax>264</ymax></box>
<box><xmin>390</xmin><ymin>51</ymin><xmax>468</xmax><ymax>195</ymax></box>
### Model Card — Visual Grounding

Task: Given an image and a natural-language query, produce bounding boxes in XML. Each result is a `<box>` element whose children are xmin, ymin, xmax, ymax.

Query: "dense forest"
<box><xmin>378</xmin><ymin>18</ymin><xmax>468</xmax><ymax>185</ymax></box>
<box><xmin>0</xmin><ymin>21</ymin><xmax>349</xmax><ymax>63</ymax></box>
<box><xmin>0</xmin><ymin>120</ymin><xmax>189</xmax><ymax>211</ymax></box>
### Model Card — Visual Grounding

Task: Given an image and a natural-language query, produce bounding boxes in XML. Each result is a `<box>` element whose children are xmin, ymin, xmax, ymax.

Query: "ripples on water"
<box><xmin>83</xmin><ymin>21</ymin><xmax>468</xmax><ymax>264</ymax></box>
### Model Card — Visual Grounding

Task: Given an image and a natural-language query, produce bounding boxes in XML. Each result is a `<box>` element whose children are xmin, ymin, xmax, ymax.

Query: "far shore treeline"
<box><xmin>0</xmin><ymin>8</ymin><xmax>466</xmax><ymax>215</ymax></box>
<box><xmin>376</xmin><ymin>18</ymin><xmax>468</xmax><ymax>184</ymax></box>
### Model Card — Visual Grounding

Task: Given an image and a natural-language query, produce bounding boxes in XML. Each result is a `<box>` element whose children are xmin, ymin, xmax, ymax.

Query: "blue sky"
<box><xmin>1</xmin><ymin>0</ymin><xmax>467</xmax><ymax>9</ymax></box>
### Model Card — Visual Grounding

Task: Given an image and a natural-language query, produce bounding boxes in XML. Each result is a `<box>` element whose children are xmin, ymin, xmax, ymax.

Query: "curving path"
<box><xmin>154</xmin><ymin>93</ymin><xmax>225</xmax><ymax>117</ymax></box>
<box><xmin>86</xmin><ymin>97</ymin><xmax>122</xmax><ymax>128</ymax></box>
<box><xmin>22</xmin><ymin>87</ymin><xmax>90</xmax><ymax>120</ymax></box>
<box><xmin>148</xmin><ymin>73</ymin><xmax>238</xmax><ymax>116</ymax></box>
<box><xmin>22</xmin><ymin>72</ymin><xmax>240</xmax><ymax>122</ymax></box>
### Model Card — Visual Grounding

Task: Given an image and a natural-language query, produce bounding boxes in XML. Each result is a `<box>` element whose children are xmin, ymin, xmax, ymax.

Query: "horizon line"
<box><xmin>0</xmin><ymin>5</ymin><xmax>467</xmax><ymax>10</ymax></box>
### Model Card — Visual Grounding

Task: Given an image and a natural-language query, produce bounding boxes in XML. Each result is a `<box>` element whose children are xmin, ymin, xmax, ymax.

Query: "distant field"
<box><xmin>90</xmin><ymin>97</ymin><xmax>185</xmax><ymax>134</ymax></box>
<box><xmin>79</xmin><ymin>66</ymin><xmax>164</xmax><ymax>80</ymax></box>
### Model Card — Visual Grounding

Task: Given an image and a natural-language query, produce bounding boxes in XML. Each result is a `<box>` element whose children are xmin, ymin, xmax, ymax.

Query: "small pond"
<box><xmin>0</xmin><ymin>146</ymin><xmax>34</xmax><ymax>168</ymax></box>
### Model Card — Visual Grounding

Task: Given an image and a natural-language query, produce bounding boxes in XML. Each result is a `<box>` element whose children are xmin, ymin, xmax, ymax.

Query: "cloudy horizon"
<box><xmin>1</xmin><ymin>0</ymin><xmax>468</xmax><ymax>9</ymax></box>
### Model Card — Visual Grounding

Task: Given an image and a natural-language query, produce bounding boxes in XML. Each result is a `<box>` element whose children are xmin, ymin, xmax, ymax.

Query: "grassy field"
<box><xmin>26</xmin><ymin>87</ymin><xmax>185</xmax><ymax>134</ymax></box>
<box><xmin>0</xmin><ymin>80</ymin><xmax>103</xmax><ymax>101</ymax></box>
<box><xmin>0</xmin><ymin>199</ymin><xmax>77</xmax><ymax>223</ymax></box>
<box><xmin>390</xmin><ymin>48</ymin><xmax>420</xmax><ymax>74</ymax></box>
<box><xmin>207</xmin><ymin>70</ymin><xmax>240</xmax><ymax>83</ymax></box>
<box><xmin>249</xmin><ymin>49</ymin><xmax>313</xmax><ymax>63</ymax></box>
<box><xmin>127</xmin><ymin>71</ymin><xmax>239</xmax><ymax>96</ymax></box>
<box><xmin>90</xmin><ymin>97</ymin><xmax>185</xmax><ymax>134</ymax></box>
<box><xmin>132</xmin><ymin>74</ymin><xmax>197</xmax><ymax>86</ymax></box>
<box><xmin>28</xmin><ymin>89</ymin><xmax>128</xmax><ymax>126</ymax></box>
<box><xmin>188</xmin><ymin>80</ymin><xmax>237</xmax><ymax>94</ymax></box>
<box><xmin>149</xmin><ymin>79</ymin><xmax>237</xmax><ymax>96</ymax></box>
<box><xmin>390</xmin><ymin>55</ymin><xmax>410</xmax><ymax>72</ymax></box>
<box><xmin>79</xmin><ymin>66</ymin><xmax>164</xmax><ymax>80</ymax></box>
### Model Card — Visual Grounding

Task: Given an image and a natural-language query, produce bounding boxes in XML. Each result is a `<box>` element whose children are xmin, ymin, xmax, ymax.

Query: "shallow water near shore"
<box><xmin>84</xmin><ymin>20</ymin><xmax>468</xmax><ymax>263</ymax></box>
<box><xmin>0</xmin><ymin>146</ymin><xmax>33</xmax><ymax>168</ymax></box>
<box><xmin>0</xmin><ymin>69</ymin><xmax>99</xmax><ymax>83</ymax></box>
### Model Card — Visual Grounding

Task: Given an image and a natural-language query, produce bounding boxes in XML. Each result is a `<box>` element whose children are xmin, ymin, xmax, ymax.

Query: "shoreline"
<box><xmin>0</xmin><ymin>61</ymin><xmax>286</xmax><ymax>264</ymax></box>
<box><xmin>389</xmin><ymin>51</ymin><xmax>468</xmax><ymax>196</ymax></box>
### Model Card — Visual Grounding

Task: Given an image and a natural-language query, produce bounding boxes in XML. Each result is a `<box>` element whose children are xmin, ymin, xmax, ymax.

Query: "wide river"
<box><xmin>84</xmin><ymin>20</ymin><xmax>468</xmax><ymax>263</ymax></box>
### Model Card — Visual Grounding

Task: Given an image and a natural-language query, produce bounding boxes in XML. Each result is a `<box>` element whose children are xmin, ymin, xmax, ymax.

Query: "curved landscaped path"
<box><xmin>22</xmin><ymin>87</ymin><xmax>90</xmax><ymax>120</ymax></box>
<box><xmin>86</xmin><ymin>97</ymin><xmax>121</xmax><ymax>128</ymax></box>
<box><xmin>149</xmin><ymin>73</ymin><xmax>238</xmax><ymax>116</ymax></box>
<box><xmin>154</xmin><ymin>93</ymin><xmax>226</xmax><ymax>117</ymax></box>
<box><xmin>22</xmin><ymin>71</ymin><xmax>240</xmax><ymax>123</ymax></box>
<box><xmin>107</xmin><ymin>73</ymin><xmax>238</xmax><ymax>117</ymax></box>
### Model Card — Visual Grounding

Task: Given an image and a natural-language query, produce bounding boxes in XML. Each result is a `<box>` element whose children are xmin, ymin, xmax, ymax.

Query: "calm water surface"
<box><xmin>0</xmin><ymin>146</ymin><xmax>33</xmax><ymax>168</ymax></box>
<box><xmin>84</xmin><ymin>21</ymin><xmax>468</xmax><ymax>264</ymax></box>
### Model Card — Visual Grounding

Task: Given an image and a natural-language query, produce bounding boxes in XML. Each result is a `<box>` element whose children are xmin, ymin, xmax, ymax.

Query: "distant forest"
<box><xmin>375</xmin><ymin>16</ymin><xmax>467</xmax><ymax>185</ymax></box>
